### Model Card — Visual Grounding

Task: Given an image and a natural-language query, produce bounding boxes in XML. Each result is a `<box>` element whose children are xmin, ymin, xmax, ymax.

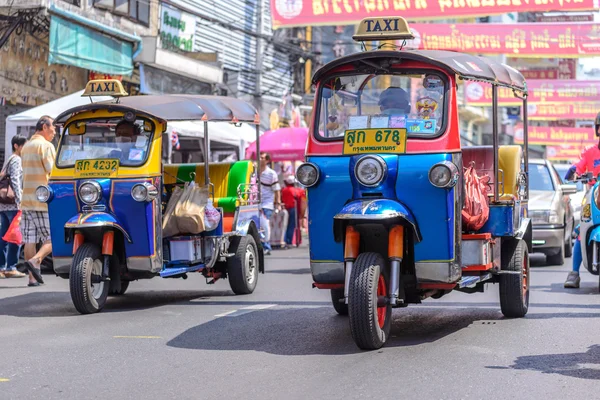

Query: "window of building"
<box><xmin>93</xmin><ymin>0</ymin><xmax>149</xmax><ymax>26</ymax></box>
<box><xmin>61</xmin><ymin>0</ymin><xmax>81</xmax><ymax>5</ymax></box>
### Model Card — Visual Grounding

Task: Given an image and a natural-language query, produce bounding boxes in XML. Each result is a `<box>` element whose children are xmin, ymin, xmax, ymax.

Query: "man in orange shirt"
<box><xmin>281</xmin><ymin>176</ymin><xmax>306</xmax><ymax>248</ymax></box>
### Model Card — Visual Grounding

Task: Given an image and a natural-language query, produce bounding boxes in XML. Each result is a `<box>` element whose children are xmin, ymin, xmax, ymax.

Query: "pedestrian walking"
<box><xmin>281</xmin><ymin>175</ymin><xmax>306</xmax><ymax>249</ymax></box>
<box><xmin>16</xmin><ymin>116</ymin><xmax>56</xmax><ymax>286</ymax></box>
<box><xmin>0</xmin><ymin>134</ymin><xmax>27</xmax><ymax>279</ymax></box>
<box><xmin>259</xmin><ymin>152</ymin><xmax>281</xmax><ymax>255</ymax></box>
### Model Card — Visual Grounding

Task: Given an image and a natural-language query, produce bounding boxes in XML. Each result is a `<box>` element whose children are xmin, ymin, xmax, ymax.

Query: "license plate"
<box><xmin>342</xmin><ymin>128</ymin><xmax>407</xmax><ymax>155</ymax></box>
<box><xmin>74</xmin><ymin>159</ymin><xmax>119</xmax><ymax>178</ymax></box>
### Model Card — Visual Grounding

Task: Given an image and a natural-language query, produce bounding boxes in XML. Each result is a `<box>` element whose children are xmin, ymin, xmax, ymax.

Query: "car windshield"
<box><xmin>554</xmin><ymin>164</ymin><xmax>584</xmax><ymax>191</ymax></box>
<box><xmin>316</xmin><ymin>72</ymin><xmax>446</xmax><ymax>139</ymax></box>
<box><xmin>529</xmin><ymin>164</ymin><xmax>555</xmax><ymax>191</ymax></box>
<box><xmin>57</xmin><ymin>118</ymin><xmax>153</xmax><ymax>168</ymax></box>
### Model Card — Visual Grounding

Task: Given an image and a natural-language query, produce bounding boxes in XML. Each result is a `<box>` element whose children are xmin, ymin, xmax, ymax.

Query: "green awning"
<box><xmin>49</xmin><ymin>15</ymin><xmax>134</xmax><ymax>75</ymax></box>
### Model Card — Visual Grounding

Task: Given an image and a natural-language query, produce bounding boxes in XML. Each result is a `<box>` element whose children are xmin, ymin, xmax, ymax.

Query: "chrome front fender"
<box><xmin>64</xmin><ymin>212</ymin><xmax>132</xmax><ymax>243</ymax></box>
<box><xmin>333</xmin><ymin>199</ymin><xmax>421</xmax><ymax>242</ymax></box>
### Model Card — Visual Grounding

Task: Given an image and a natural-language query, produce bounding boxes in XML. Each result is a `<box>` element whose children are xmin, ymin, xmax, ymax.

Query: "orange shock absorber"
<box><xmin>343</xmin><ymin>225</ymin><xmax>360</xmax><ymax>303</ymax></box>
<box><xmin>73</xmin><ymin>231</ymin><xmax>84</xmax><ymax>254</ymax></box>
<box><xmin>388</xmin><ymin>225</ymin><xmax>404</xmax><ymax>305</ymax></box>
<box><xmin>102</xmin><ymin>230</ymin><xmax>115</xmax><ymax>256</ymax></box>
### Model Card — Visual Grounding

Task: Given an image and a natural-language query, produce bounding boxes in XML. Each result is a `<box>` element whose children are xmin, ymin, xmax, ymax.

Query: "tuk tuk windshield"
<box><xmin>57</xmin><ymin>118</ymin><xmax>153</xmax><ymax>167</ymax></box>
<box><xmin>317</xmin><ymin>72</ymin><xmax>446</xmax><ymax>139</ymax></box>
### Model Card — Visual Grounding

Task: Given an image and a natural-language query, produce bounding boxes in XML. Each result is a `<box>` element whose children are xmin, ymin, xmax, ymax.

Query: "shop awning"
<box><xmin>48</xmin><ymin>9</ymin><xmax>138</xmax><ymax>76</ymax></box>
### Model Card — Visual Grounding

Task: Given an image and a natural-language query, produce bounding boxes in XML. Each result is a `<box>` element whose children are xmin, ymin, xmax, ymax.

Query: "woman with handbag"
<box><xmin>0</xmin><ymin>135</ymin><xmax>27</xmax><ymax>279</ymax></box>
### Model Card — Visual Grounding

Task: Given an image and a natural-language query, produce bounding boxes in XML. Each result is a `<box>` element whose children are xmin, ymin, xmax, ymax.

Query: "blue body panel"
<box><xmin>480</xmin><ymin>204</ymin><xmax>515</xmax><ymax>237</ymax></box>
<box><xmin>48</xmin><ymin>178</ymin><xmax>156</xmax><ymax>258</ymax></box>
<box><xmin>307</xmin><ymin>153</ymin><xmax>455</xmax><ymax>264</ymax></box>
<box><xmin>588</xmin><ymin>226</ymin><xmax>600</xmax><ymax>244</ymax></box>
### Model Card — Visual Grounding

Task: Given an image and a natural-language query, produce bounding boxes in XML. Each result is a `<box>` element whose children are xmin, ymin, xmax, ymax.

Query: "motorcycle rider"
<box><xmin>563</xmin><ymin>112</ymin><xmax>600</xmax><ymax>288</ymax></box>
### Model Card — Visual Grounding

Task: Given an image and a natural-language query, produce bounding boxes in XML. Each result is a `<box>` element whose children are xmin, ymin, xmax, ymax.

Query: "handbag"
<box><xmin>2</xmin><ymin>210</ymin><xmax>22</xmax><ymax>245</ymax></box>
<box><xmin>0</xmin><ymin>156</ymin><xmax>15</xmax><ymax>205</ymax></box>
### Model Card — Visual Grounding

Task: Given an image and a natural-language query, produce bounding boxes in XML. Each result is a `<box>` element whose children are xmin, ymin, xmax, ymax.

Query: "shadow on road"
<box><xmin>266</xmin><ymin>268</ymin><xmax>311</xmax><ymax>275</ymax></box>
<box><xmin>531</xmin><ymin>282</ymin><xmax>600</xmax><ymax>295</ymax></box>
<box><xmin>166</xmin><ymin>307</ymin><xmax>503</xmax><ymax>356</ymax></box>
<box><xmin>489</xmin><ymin>345</ymin><xmax>600</xmax><ymax>380</ymax></box>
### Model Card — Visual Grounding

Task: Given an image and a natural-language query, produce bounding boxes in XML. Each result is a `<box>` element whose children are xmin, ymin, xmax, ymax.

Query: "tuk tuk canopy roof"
<box><xmin>55</xmin><ymin>95</ymin><xmax>260</xmax><ymax>125</ymax></box>
<box><xmin>312</xmin><ymin>50</ymin><xmax>527</xmax><ymax>93</ymax></box>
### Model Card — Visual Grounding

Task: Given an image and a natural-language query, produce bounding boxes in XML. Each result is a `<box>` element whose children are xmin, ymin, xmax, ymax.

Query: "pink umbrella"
<box><xmin>245</xmin><ymin>127</ymin><xmax>308</xmax><ymax>161</ymax></box>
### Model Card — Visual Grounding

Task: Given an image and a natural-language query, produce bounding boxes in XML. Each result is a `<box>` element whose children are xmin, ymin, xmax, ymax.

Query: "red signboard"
<box><xmin>528</xmin><ymin>103</ymin><xmax>600</xmax><ymax>120</ymax></box>
<box><xmin>558</xmin><ymin>59</ymin><xmax>577</xmax><ymax>79</ymax></box>
<box><xmin>466</xmin><ymin>80</ymin><xmax>600</xmax><ymax>106</ymax></box>
<box><xmin>513</xmin><ymin>125</ymin><xmax>596</xmax><ymax>145</ymax></box>
<box><xmin>535</xmin><ymin>13</ymin><xmax>594</xmax><ymax>22</ymax></box>
<box><xmin>520</xmin><ymin>70</ymin><xmax>558</xmax><ymax>79</ymax></box>
<box><xmin>546</xmin><ymin>144</ymin><xmax>589</xmax><ymax>161</ymax></box>
<box><xmin>405</xmin><ymin>22</ymin><xmax>600</xmax><ymax>57</ymax></box>
<box><xmin>271</xmin><ymin>0</ymin><xmax>597</xmax><ymax>28</ymax></box>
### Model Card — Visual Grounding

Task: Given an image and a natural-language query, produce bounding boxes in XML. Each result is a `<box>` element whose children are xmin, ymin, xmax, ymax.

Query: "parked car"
<box><xmin>553</xmin><ymin>163</ymin><xmax>586</xmax><ymax>230</ymax></box>
<box><xmin>528</xmin><ymin>159</ymin><xmax>577</xmax><ymax>265</ymax></box>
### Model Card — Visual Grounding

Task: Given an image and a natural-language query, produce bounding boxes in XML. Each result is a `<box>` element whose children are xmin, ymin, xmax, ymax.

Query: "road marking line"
<box><xmin>214</xmin><ymin>310</ymin><xmax>239</xmax><ymax>317</ymax></box>
<box><xmin>113</xmin><ymin>336</ymin><xmax>162</xmax><ymax>339</ymax></box>
<box><xmin>0</xmin><ymin>378</ymin><xmax>10</xmax><ymax>382</ymax></box>
<box><xmin>214</xmin><ymin>304</ymin><xmax>277</xmax><ymax>317</ymax></box>
<box><xmin>242</xmin><ymin>304</ymin><xmax>277</xmax><ymax>310</ymax></box>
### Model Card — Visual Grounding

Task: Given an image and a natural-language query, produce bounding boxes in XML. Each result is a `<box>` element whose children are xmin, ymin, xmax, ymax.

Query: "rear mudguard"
<box><xmin>64</xmin><ymin>212</ymin><xmax>132</xmax><ymax>243</ymax></box>
<box><xmin>333</xmin><ymin>199</ymin><xmax>421</xmax><ymax>243</ymax></box>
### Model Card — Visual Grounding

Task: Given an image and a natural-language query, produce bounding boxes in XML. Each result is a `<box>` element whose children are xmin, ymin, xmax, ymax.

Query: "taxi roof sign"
<box><xmin>352</xmin><ymin>17</ymin><xmax>414</xmax><ymax>42</ymax></box>
<box><xmin>82</xmin><ymin>79</ymin><xmax>128</xmax><ymax>97</ymax></box>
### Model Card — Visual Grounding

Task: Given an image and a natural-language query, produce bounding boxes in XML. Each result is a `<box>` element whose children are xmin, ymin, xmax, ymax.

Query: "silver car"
<box><xmin>528</xmin><ymin>159</ymin><xmax>577</xmax><ymax>265</ymax></box>
<box><xmin>553</xmin><ymin>163</ymin><xmax>586</xmax><ymax>229</ymax></box>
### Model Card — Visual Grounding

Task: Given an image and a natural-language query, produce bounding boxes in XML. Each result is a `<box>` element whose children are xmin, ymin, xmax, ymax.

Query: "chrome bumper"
<box><xmin>532</xmin><ymin>226</ymin><xmax>563</xmax><ymax>249</ymax></box>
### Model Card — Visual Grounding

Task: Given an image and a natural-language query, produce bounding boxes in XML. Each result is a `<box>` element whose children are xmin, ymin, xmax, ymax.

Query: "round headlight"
<box><xmin>355</xmin><ymin>156</ymin><xmax>386</xmax><ymax>187</ymax></box>
<box><xmin>131</xmin><ymin>183</ymin><xmax>158</xmax><ymax>202</ymax></box>
<box><xmin>296</xmin><ymin>163</ymin><xmax>320</xmax><ymax>187</ymax></box>
<box><xmin>78</xmin><ymin>181</ymin><xmax>102</xmax><ymax>205</ymax></box>
<box><xmin>35</xmin><ymin>185</ymin><xmax>51</xmax><ymax>203</ymax></box>
<box><xmin>429</xmin><ymin>161</ymin><xmax>459</xmax><ymax>188</ymax></box>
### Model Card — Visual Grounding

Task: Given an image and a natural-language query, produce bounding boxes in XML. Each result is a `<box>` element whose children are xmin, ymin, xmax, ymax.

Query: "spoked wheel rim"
<box><xmin>89</xmin><ymin>259</ymin><xmax>105</xmax><ymax>303</ymax></box>
<box><xmin>522</xmin><ymin>252</ymin><xmax>529</xmax><ymax>302</ymax></box>
<box><xmin>376</xmin><ymin>274</ymin><xmax>387</xmax><ymax>329</ymax></box>
<box><xmin>245</xmin><ymin>243</ymin><xmax>257</xmax><ymax>285</ymax></box>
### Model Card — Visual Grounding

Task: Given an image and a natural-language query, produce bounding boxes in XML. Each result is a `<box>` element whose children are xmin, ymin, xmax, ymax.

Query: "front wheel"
<box><xmin>69</xmin><ymin>243</ymin><xmax>109</xmax><ymax>314</ymax></box>
<box><xmin>500</xmin><ymin>240</ymin><xmax>529</xmax><ymax>318</ymax></box>
<box><xmin>348</xmin><ymin>252</ymin><xmax>392</xmax><ymax>350</ymax></box>
<box><xmin>227</xmin><ymin>235</ymin><xmax>259</xmax><ymax>295</ymax></box>
<box><xmin>109</xmin><ymin>281</ymin><xmax>129</xmax><ymax>296</ymax></box>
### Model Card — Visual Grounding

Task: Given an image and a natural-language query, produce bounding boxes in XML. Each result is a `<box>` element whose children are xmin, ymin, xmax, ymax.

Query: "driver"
<box><xmin>563</xmin><ymin>113</ymin><xmax>600</xmax><ymax>288</ymax></box>
<box><xmin>110</xmin><ymin>121</ymin><xmax>139</xmax><ymax>162</ymax></box>
<box><xmin>378</xmin><ymin>87</ymin><xmax>411</xmax><ymax>115</ymax></box>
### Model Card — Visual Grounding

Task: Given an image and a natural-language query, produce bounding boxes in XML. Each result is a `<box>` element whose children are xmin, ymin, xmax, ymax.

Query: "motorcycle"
<box><xmin>572</xmin><ymin>172</ymin><xmax>600</xmax><ymax>285</ymax></box>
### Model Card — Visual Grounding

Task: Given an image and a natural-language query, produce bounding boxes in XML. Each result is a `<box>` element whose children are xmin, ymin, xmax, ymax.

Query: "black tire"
<box><xmin>227</xmin><ymin>235</ymin><xmax>259</xmax><ymax>295</ymax></box>
<box><xmin>500</xmin><ymin>240</ymin><xmax>529</xmax><ymax>318</ymax></box>
<box><xmin>109</xmin><ymin>281</ymin><xmax>129</xmax><ymax>296</ymax></box>
<box><xmin>331</xmin><ymin>288</ymin><xmax>348</xmax><ymax>315</ymax></box>
<box><xmin>69</xmin><ymin>243</ymin><xmax>109</xmax><ymax>314</ymax></box>
<box><xmin>564</xmin><ymin>223</ymin><xmax>573</xmax><ymax>258</ymax></box>
<box><xmin>547</xmin><ymin>242</ymin><xmax>565</xmax><ymax>266</ymax></box>
<box><xmin>348</xmin><ymin>252</ymin><xmax>392</xmax><ymax>350</ymax></box>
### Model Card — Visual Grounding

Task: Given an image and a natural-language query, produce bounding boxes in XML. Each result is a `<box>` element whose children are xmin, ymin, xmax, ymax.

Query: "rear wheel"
<box><xmin>330</xmin><ymin>288</ymin><xmax>348</xmax><ymax>315</ymax></box>
<box><xmin>109</xmin><ymin>281</ymin><xmax>129</xmax><ymax>296</ymax></box>
<box><xmin>348</xmin><ymin>252</ymin><xmax>392</xmax><ymax>350</ymax></box>
<box><xmin>565</xmin><ymin>221</ymin><xmax>573</xmax><ymax>258</ymax></box>
<box><xmin>227</xmin><ymin>235</ymin><xmax>259</xmax><ymax>294</ymax></box>
<box><xmin>69</xmin><ymin>243</ymin><xmax>109</xmax><ymax>314</ymax></box>
<box><xmin>547</xmin><ymin>242</ymin><xmax>565</xmax><ymax>266</ymax></box>
<box><xmin>500</xmin><ymin>240</ymin><xmax>529</xmax><ymax>318</ymax></box>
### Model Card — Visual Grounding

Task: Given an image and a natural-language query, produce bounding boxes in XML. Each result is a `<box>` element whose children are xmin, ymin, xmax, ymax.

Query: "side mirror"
<box><xmin>561</xmin><ymin>184</ymin><xmax>578</xmax><ymax>195</ymax></box>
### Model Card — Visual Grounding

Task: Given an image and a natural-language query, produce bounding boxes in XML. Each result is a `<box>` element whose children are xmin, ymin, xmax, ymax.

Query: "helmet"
<box><xmin>378</xmin><ymin>87</ymin><xmax>410</xmax><ymax>111</ymax></box>
<box><xmin>595</xmin><ymin>111</ymin><xmax>600</xmax><ymax>137</ymax></box>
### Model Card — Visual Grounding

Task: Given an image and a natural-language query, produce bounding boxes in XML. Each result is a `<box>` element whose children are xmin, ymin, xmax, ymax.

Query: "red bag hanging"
<box><xmin>461</xmin><ymin>165</ymin><xmax>491</xmax><ymax>232</ymax></box>
<box><xmin>3</xmin><ymin>210</ymin><xmax>22</xmax><ymax>245</ymax></box>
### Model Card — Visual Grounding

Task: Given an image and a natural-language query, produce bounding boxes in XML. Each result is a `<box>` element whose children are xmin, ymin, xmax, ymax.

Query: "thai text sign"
<box><xmin>528</xmin><ymin>103</ymin><xmax>600</xmax><ymax>120</ymax></box>
<box><xmin>513</xmin><ymin>125</ymin><xmax>596</xmax><ymax>145</ymax></box>
<box><xmin>546</xmin><ymin>145</ymin><xmax>587</xmax><ymax>161</ymax></box>
<box><xmin>159</xmin><ymin>4</ymin><xmax>197</xmax><ymax>52</ymax></box>
<box><xmin>466</xmin><ymin>80</ymin><xmax>600</xmax><ymax>106</ymax></box>
<box><xmin>270</xmin><ymin>0</ymin><xmax>597</xmax><ymax>28</ymax></box>
<box><xmin>408</xmin><ymin>22</ymin><xmax>600</xmax><ymax>57</ymax></box>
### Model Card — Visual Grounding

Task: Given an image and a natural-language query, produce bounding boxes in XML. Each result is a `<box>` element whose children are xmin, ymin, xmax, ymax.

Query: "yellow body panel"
<box><xmin>498</xmin><ymin>145</ymin><xmax>523</xmax><ymax>197</ymax></box>
<box><xmin>50</xmin><ymin>110</ymin><xmax>164</xmax><ymax>180</ymax></box>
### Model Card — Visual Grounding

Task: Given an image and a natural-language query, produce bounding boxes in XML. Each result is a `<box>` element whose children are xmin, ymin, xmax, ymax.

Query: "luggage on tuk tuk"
<box><xmin>462</xmin><ymin>165</ymin><xmax>491</xmax><ymax>232</ymax></box>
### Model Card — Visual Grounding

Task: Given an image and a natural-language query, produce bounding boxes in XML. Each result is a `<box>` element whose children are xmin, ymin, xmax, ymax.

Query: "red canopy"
<box><xmin>245</xmin><ymin>127</ymin><xmax>308</xmax><ymax>161</ymax></box>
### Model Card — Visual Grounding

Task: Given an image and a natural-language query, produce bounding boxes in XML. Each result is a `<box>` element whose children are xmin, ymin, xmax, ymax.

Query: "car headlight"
<box><xmin>296</xmin><ymin>163</ymin><xmax>320</xmax><ymax>187</ymax></box>
<box><xmin>429</xmin><ymin>161</ymin><xmax>459</xmax><ymax>188</ymax></box>
<box><xmin>530</xmin><ymin>210</ymin><xmax>560</xmax><ymax>225</ymax></box>
<box><xmin>35</xmin><ymin>185</ymin><xmax>52</xmax><ymax>203</ymax></box>
<box><xmin>548</xmin><ymin>210</ymin><xmax>560</xmax><ymax>224</ymax></box>
<box><xmin>78</xmin><ymin>181</ymin><xmax>102</xmax><ymax>205</ymax></box>
<box><xmin>355</xmin><ymin>155</ymin><xmax>386</xmax><ymax>187</ymax></box>
<box><xmin>131</xmin><ymin>182</ymin><xmax>158</xmax><ymax>202</ymax></box>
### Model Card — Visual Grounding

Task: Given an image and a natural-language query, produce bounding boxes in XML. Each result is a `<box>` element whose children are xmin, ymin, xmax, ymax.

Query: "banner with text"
<box><xmin>466</xmin><ymin>80</ymin><xmax>600</xmax><ymax>106</ymax></box>
<box><xmin>271</xmin><ymin>0</ymin><xmax>598</xmax><ymax>28</ymax></box>
<box><xmin>528</xmin><ymin>103</ymin><xmax>600</xmax><ymax>120</ymax></box>
<box><xmin>513</xmin><ymin>125</ymin><xmax>596</xmax><ymax>145</ymax></box>
<box><xmin>546</xmin><ymin>144</ymin><xmax>589</xmax><ymax>161</ymax></box>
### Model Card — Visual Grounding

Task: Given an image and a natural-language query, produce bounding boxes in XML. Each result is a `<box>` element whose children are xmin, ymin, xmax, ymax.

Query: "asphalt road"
<box><xmin>1</xmin><ymin>246</ymin><xmax>599</xmax><ymax>400</ymax></box>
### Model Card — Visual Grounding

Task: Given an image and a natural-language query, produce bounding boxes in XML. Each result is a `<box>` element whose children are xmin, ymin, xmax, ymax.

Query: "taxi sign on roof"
<box><xmin>82</xmin><ymin>79</ymin><xmax>128</xmax><ymax>97</ymax></box>
<box><xmin>352</xmin><ymin>16</ymin><xmax>414</xmax><ymax>42</ymax></box>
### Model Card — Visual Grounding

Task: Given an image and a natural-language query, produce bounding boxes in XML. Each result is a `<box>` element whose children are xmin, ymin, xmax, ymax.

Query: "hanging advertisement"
<box><xmin>271</xmin><ymin>0</ymin><xmax>597</xmax><ymax>28</ymax></box>
<box><xmin>528</xmin><ymin>103</ymin><xmax>600</xmax><ymax>120</ymax></box>
<box><xmin>546</xmin><ymin>144</ymin><xmax>588</xmax><ymax>161</ymax></box>
<box><xmin>466</xmin><ymin>80</ymin><xmax>600</xmax><ymax>106</ymax></box>
<box><xmin>513</xmin><ymin>125</ymin><xmax>596</xmax><ymax>145</ymax></box>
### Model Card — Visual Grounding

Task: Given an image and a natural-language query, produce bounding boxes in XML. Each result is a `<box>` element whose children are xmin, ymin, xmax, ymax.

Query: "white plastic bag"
<box><xmin>204</xmin><ymin>199</ymin><xmax>221</xmax><ymax>231</ymax></box>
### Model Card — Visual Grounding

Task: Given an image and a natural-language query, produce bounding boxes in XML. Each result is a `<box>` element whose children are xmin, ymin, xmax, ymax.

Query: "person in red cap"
<box><xmin>281</xmin><ymin>175</ymin><xmax>306</xmax><ymax>249</ymax></box>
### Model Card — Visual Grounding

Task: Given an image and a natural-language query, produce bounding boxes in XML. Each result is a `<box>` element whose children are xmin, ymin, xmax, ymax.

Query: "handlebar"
<box><xmin>567</xmin><ymin>172</ymin><xmax>596</xmax><ymax>184</ymax></box>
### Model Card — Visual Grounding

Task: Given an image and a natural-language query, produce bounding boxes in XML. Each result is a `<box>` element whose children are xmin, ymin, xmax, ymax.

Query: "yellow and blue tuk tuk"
<box><xmin>38</xmin><ymin>79</ymin><xmax>264</xmax><ymax>314</ymax></box>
